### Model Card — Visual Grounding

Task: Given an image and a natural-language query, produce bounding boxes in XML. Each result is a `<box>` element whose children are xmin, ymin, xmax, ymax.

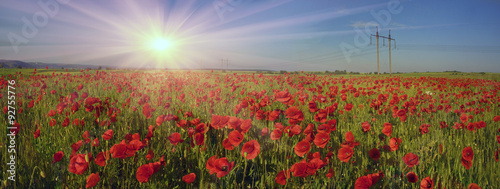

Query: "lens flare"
<box><xmin>150</xmin><ymin>38</ymin><xmax>172</xmax><ymax>51</ymax></box>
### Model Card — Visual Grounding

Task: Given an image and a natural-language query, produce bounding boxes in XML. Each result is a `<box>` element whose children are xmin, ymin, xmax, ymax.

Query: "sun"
<box><xmin>149</xmin><ymin>38</ymin><xmax>172</xmax><ymax>51</ymax></box>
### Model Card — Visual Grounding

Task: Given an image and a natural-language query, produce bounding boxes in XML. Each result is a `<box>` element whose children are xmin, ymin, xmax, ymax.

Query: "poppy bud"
<box><xmin>40</xmin><ymin>171</ymin><xmax>46</xmax><ymax>178</ymax></box>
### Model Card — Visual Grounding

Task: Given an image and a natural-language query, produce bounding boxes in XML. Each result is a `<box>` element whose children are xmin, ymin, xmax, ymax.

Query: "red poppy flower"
<box><xmin>468</xmin><ymin>183</ymin><xmax>481</xmax><ymax>189</ymax></box>
<box><xmin>275</xmin><ymin>170</ymin><xmax>290</xmax><ymax>185</ymax></box>
<box><xmin>50</xmin><ymin>119</ymin><xmax>56</xmax><ymax>126</ymax></box>
<box><xmin>195</xmin><ymin>133</ymin><xmax>205</xmax><ymax>146</ymax></box>
<box><xmin>176</xmin><ymin>120</ymin><xmax>189</xmax><ymax>128</ymax></box>
<box><xmin>146</xmin><ymin>149</ymin><xmax>154</xmax><ymax>160</ymax></box>
<box><xmin>110</xmin><ymin>142</ymin><xmax>127</xmax><ymax>159</ymax></box>
<box><xmin>270</xmin><ymin>128</ymin><xmax>283</xmax><ymax>140</ymax></box>
<box><xmin>261</xmin><ymin>128</ymin><xmax>269</xmax><ymax>136</ymax></box>
<box><xmin>164</xmin><ymin>114</ymin><xmax>179</xmax><ymax>121</ymax></box>
<box><xmin>206</xmin><ymin>155</ymin><xmax>217</xmax><ymax>175</ymax></box>
<box><xmin>136</xmin><ymin>163</ymin><xmax>154</xmax><ymax>183</ymax></box>
<box><xmin>342</xmin><ymin>131</ymin><xmax>360</xmax><ymax>148</ymax></box>
<box><xmin>466</xmin><ymin>122</ymin><xmax>475</xmax><ymax>132</ymax></box>
<box><xmin>195</xmin><ymin>123</ymin><xmax>207</xmax><ymax>134</ymax></box>
<box><xmin>238</xmin><ymin>119</ymin><xmax>252</xmax><ymax>134</ymax></box>
<box><xmin>317</xmin><ymin>124</ymin><xmax>332</xmax><ymax>134</ymax></box>
<box><xmin>285</xmin><ymin>106</ymin><xmax>304</xmax><ymax>125</ymax></box>
<box><xmin>156</xmin><ymin>115</ymin><xmax>165</xmax><ymax>126</ymax></box>
<box><xmin>62</xmin><ymin>117</ymin><xmax>70</xmax><ymax>127</ymax></box>
<box><xmin>369</xmin><ymin>148</ymin><xmax>380</xmax><ymax>161</ymax></box>
<box><xmin>241</xmin><ymin>140</ymin><xmax>261</xmax><ymax>160</ymax></box>
<box><xmin>460</xmin><ymin>114</ymin><xmax>469</xmax><ymax>123</ymax></box>
<box><xmin>182</xmin><ymin>173</ymin><xmax>196</xmax><ymax>184</ymax></box>
<box><xmin>338</xmin><ymin>146</ymin><xmax>354</xmax><ymax>163</ymax></box>
<box><xmin>34</xmin><ymin>129</ymin><xmax>40</xmax><ymax>139</ymax></box>
<box><xmin>382</xmin><ymin>123</ymin><xmax>393</xmax><ymax>137</ymax></box>
<box><xmin>440</xmin><ymin>121</ymin><xmax>448</xmax><ymax>129</ymax></box>
<box><xmin>167</xmin><ymin>132</ymin><xmax>184</xmax><ymax>146</ymax></box>
<box><xmin>461</xmin><ymin>157</ymin><xmax>472</xmax><ymax>170</ymax></box>
<box><xmin>406</xmin><ymin>172</ymin><xmax>418</xmax><ymax>183</ymax></box>
<box><xmin>268</xmin><ymin>110</ymin><xmax>281</xmax><ymax>121</ymax></box>
<box><xmin>142</xmin><ymin>103</ymin><xmax>154</xmax><ymax>119</ymax></box>
<box><xmin>213</xmin><ymin>157</ymin><xmax>234</xmax><ymax>178</ymax></box>
<box><xmin>403</xmin><ymin>153</ymin><xmax>419</xmax><ymax>168</ymax></box>
<box><xmin>228</xmin><ymin>130</ymin><xmax>244</xmax><ymax>146</ymax></box>
<box><xmin>275</xmin><ymin>90</ymin><xmax>292</xmax><ymax>104</ymax></box>
<box><xmin>256</xmin><ymin>110</ymin><xmax>266</xmax><ymax>120</ymax></box>
<box><xmin>287</xmin><ymin>124</ymin><xmax>301</xmax><ymax>137</ymax></box>
<box><xmin>81</xmin><ymin>131</ymin><xmax>89</xmax><ymax>139</ymax></box>
<box><xmin>28</xmin><ymin>100</ymin><xmax>34</xmax><ymax>108</ymax></box>
<box><xmin>294</xmin><ymin>140</ymin><xmax>311</xmax><ymax>157</ymax></box>
<box><xmin>476</xmin><ymin>121</ymin><xmax>486</xmax><ymax>129</ymax></box>
<box><xmin>389</xmin><ymin>138</ymin><xmax>402</xmax><ymax>151</ymax></box>
<box><xmin>53</xmin><ymin>151</ymin><xmax>64</xmax><ymax>163</ymax></box>
<box><xmin>95</xmin><ymin>151</ymin><xmax>108</xmax><ymax>167</ymax></box>
<box><xmin>396</xmin><ymin>109</ymin><xmax>407</xmax><ymax>117</ymax></box>
<box><xmin>211</xmin><ymin>115</ymin><xmax>229</xmax><ymax>129</ymax></box>
<box><xmin>344</xmin><ymin>103</ymin><xmax>353</xmax><ymax>112</ymax></box>
<box><xmin>223</xmin><ymin>138</ymin><xmax>234</xmax><ymax>150</ymax></box>
<box><xmin>48</xmin><ymin>109</ymin><xmax>56</xmax><ymax>117</ymax></box>
<box><xmin>68</xmin><ymin>153</ymin><xmax>88</xmax><ymax>175</ymax></box>
<box><xmin>326</xmin><ymin>168</ymin><xmax>335</xmax><ymax>178</ymax></box>
<box><xmin>86</xmin><ymin>173</ymin><xmax>99</xmax><ymax>188</ymax></box>
<box><xmin>419</xmin><ymin>124</ymin><xmax>430</xmax><ymax>134</ymax></box>
<box><xmin>420</xmin><ymin>177</ymin><xmax>434</xmax><ymax>189</ymax></box>
<box><xmin>494</xmin><ymin>115</ymin><xmax>500</xmax><ymax>122</ymax></box>
<box><xmin>228</xmin><ymin>116</ymin><xmax>242</xmax><ymax>129</ymax></box>
<box><xmin>71</xmin><ymin>140</ymin><xmax>83</xmax><ymax>152</ymax></box>
<box><xmin>314</xmin><ymin>109</ymin><xmax>328</xmax><ymax>123</ymax></box>
<box><xmin>354</xmin><ymin>175</ymin><xmax>372</xmax><ymax>189</ymax></box>
<box><xmin>102</xmin><ymin>129</ymin><xmax>113</xmax><ymax>140</ymax></box>
<box><xmin>290</xmin><ymin>162</ymin><xmax>308</xmax><ymax>178</ymax></box>
<box><xmin>92</xmin><ymin>138</ymin><xmax>99</xmax><ymax>147</ymax></box>
<box><xmin>304</xmin><ymin>158</ymin><xmax>323</xmax><ymax>176</ymax></box>
<box><xmin>361</xmin><ymin>121</ymin><xmax>371</xmax><ymax>132</ymax></box>
<box><xmin>497</xmin><ymin>135</ymin><xmax>500</xmax><ymax>145</ymax></box>
<box><xmin>127</xmin><ymin>139</ymin><xmax>145</xmax><ymax>157</ymax></box>
<box><xmin>303</xmin><ymin>123</ymin><xmax>313</xmax><ymax>135</ymax></box>
<box><xmin>462</xmin><ymin>147</ymin><xmax>474</xmax><ymax>162</ymax></box>
<box><xmin>345</xmin><ymin>131</ymin><xmax>355</xmax><ymax>142</ymax></box>
<box><xmin>368</xmin><ymin>171</ymin><xmax>383</xmax><ymax>185</ymax></box>
<box><xmin>314</xmin><ymin>132</ymin><xmax>330</xmax><ymax>148</ymax></box>
<box><xmin>309</xmin><ymin>100</ymin><xmax>318</xmax><ymax>113</ymax></box>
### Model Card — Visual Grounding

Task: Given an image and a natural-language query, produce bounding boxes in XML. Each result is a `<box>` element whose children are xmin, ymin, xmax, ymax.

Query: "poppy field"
<box><xmin>1</xmin><ymin>69</ymin><xmax>499</xmax><ymax>188</ymax></box>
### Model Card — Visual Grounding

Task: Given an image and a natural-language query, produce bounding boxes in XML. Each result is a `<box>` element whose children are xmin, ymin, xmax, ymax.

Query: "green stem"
<box><xmin>28</xmin><ymin>166</ymin><xmax>41</xmax><ymax>188</ymax></box>
<box><xmin>242</xmin><ymin>159</ymin><xmax>248</xmax><ymax>189</ymax></box>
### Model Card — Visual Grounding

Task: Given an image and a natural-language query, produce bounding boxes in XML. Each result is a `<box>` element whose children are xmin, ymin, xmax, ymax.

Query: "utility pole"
<box><xmin>371</xmin><ymin>27</ymin><xmax>396</xmax><ymax>75</ymax></box>
<box><xmin>221</xmin><ymin>58</ymin><xmax>223</xmax><ymax>71</ymax></box>
<box><xmin>226</xmin><ymin>58</ymin><xmax>229</xmax><ymax>71</ymax></box>
<box><xmin>388</xmin><ymin>30</ymin><xmax>395</xmax><ymax>75</ymax></box>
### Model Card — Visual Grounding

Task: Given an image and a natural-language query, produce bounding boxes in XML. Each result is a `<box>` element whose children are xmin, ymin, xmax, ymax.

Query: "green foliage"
<box><xmin>0</xmin><ymin>69</ymin><xmax>499</xmax><ymax>188</ymax></box>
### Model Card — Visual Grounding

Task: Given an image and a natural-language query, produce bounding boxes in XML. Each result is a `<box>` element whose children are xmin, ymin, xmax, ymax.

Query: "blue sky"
<box><xmin>1</xmin><ymin>0</ymin><xmax>499</xmax><ymax>72</ymax></box>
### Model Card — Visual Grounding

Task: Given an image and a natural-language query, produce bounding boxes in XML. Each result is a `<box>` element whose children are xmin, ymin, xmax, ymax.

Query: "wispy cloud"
<box><xmin>350</xmin><ymin>21</ymin><xmax>378</xmax><ymax>28</ymax></box>
<box><xmin>390</xmin><ymin>22</ymin><xmax>407</xmax><ymax>28</ymax></box>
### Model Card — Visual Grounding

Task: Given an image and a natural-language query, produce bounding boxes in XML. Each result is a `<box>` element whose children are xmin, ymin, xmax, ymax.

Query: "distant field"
<box><xmin>2</xmin><ymin>68</ymin><xmax>500</xmax><ymax>80</ymax></box>
<box><xmin>1</xmin><ymin>68</ymin><xmax>499</xmax><ymax>188</ymax></box>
